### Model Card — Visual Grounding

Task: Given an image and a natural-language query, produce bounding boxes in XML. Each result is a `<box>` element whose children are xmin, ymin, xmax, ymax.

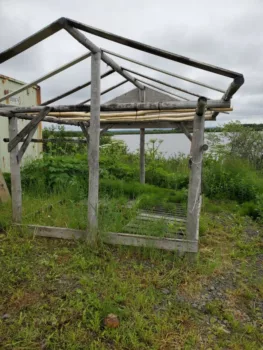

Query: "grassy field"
<box><xmin>0</xmin><ymin>195</ymin><xmax>262</xmax><ymax>349</ymax></box>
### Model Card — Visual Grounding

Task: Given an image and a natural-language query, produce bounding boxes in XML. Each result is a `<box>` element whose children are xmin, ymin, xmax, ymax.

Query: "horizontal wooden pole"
<box><xmin>15</xmin><ymin>224</ymin><xmax>198</xmax><ymax>252</ymax></box>
<box><xmin>0</xmin><ymin>100</ymin><xmax>231</xmax><ymax>114</ymax></box>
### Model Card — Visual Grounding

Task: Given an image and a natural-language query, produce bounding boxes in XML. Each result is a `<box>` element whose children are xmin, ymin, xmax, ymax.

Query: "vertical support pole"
<box><xmin>186</xmin><ymin>97</ymin><xmax>207</xmax><ymax>259</ymax></box>
<box><xmin>139</xmin><ymin>89</ymin><xmax>146</xmax><ymax>184</ymax></box>
<box><xmin>88</xmin><ymin>51</ymin><xmax>101</xmax><ymax>242</ymax></box>
<box><xmin>140</xmin><ymin>128</ymin><xmax>145</xmax><ymax>184</ymax></box>
<box><xmin>9</xmin><ymin>116</ymin><xmax>22</xmax><ymax>223</ymax></box>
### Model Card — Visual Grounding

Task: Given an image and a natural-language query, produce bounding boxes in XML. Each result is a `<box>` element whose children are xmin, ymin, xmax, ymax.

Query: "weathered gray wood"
<box><xmin>8</xmin><ymin>107</ymin><xmax>51</xmax><ymax>152</ymax></box>
<box><xmin>64</xmin><ymin>24</ymin><xmax>144</xmax><ymax>90</ymax></box>
<box><xmin>79</xmin><ymin>122</ymin><xmax>89</xmax><ymax>141</ymax></box>
<box><xmin>68</xmin><ymin>18</ymin><xmax>243</xmax><ymax>79</ymax></box>
<box><xmin>79</xmin><ymin>79</ymin><xmax>128</xmax><ymax>105</ymax></box>
<box><xmin>88</xmin><ymin>52</ymin><xmax>101</xmax><ymax>241</ymax></box>
<box><xmin>139</xmin><ymin>89</ymin><xmax>146</xmax><ymax>184</ymax></box>
<box><xmin>9</xmin><ymin>116</ymin><xmax>22</xmax><ymax>222</ymax></box>
<box><xmin>41</xmin><ymin>69</ymin><xmax>114</xmax><ymax>105</ymax></box>
<box><xmin>1</xmin><ymin>100</ymin><xmax>231</xmax><ymax>114</ymax></box>
<box><xmin>123</xmin><ymin>67</ymin><xmax>205</xmax><ymax>98</ymax></box>
<box><xmin>212</xmin><ymin>75</ymin><xmax>245</xmax><ymax>120</ymax></box>
<box><xmin>137</xmin><ymin>79</ymin><xmax>188</xmax><ymax>101</ymax></box>
<box><xmin>14</xmin><ymin>224</ymin><xmax>198</xmax><ymax>252</ymax></box>
<box><xmin>140</xmin><ymin>128</ymin><xmax>145</xmax><ymax>184</ymax></box>
<box><xmin>0</xmin><ymin>112</ymin><xmax>81</xmax><ymax>126</ymax></box>
<box><xmin>0</xmin><ymin>53</ymin><xmax>92</xmax><ymax>103</ymax></box>
<box><xmin>103</xmin><ymin>49</ymin><xmax>225</xmax><ymax>93</ymax></box>
<box><xmin>180</xmin><ymin>122</ymin><xmax>192</xmax><ymax>141</ymax></box>
<box><xmin>4</xmin><ymin>137</ymin><xmax>87</xmax><ymax>144</ymax></box>
<box><xmin>0</xmin><ymin>169</ymin><xmax>10</xmax><ymax>203</ymax></box>
<box><xmin>17</xmin><ymin>108</ymin><xmax>51</xmax><ymax>163</ymax></box>
<box><xmin>100</xmin><ymin>126</ymin><xmax>111</xmax><ymax>135</ymax></box>
<box><xmin>186</xmin><ymin>97</ymin><xmax>207</xmax><ymax>251</ymax></box>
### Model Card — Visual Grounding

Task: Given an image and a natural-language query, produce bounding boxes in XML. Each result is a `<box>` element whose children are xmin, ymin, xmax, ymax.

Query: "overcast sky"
<box><xmin>0</xmin><ymin>0</ymin><xmax>262</xmax><ymax>126</ymax></box>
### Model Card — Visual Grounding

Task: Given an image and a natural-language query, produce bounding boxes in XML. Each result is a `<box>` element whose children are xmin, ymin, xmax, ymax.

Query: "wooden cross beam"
<box><xmin>8</xmin><ymin>107</ymin><xmax>51</xmax><ymax>153</ymax></box>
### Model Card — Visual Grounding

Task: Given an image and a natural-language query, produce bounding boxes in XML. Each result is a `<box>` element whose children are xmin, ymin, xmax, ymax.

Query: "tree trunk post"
<box><xmin>186</xmin><ymin>97</ymin><xmax>207</xmax><ymax>260</ymax></box>
<box><xmin>9</xmin><ymin>116</ymin><xmax>22</xmax><ymax>223</ymax></box>
<box><xmin>139</xmin><ymin>88</ymin><xmax>146</xmax><ymax>184</ymax></box>
<box><xmin>140</xmin><ymin>128</ymin><xmax>145</xmax><ymax>184</ymax></box>
<box><xmin>88</xmin><ymin>51</ymin><xmax>101</xmax><ymax>242</ymax></box>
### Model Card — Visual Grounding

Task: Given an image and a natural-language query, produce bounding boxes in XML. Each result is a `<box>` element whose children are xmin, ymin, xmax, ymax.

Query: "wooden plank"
<box><xmin>0</xmin><ymin>169</ymin><xmax>10</xmax><ymax>203</ymax></box>
<box><xmin>9</xmin><ymin>116</ymin><xmax>22</xmax><ymax>222</ymax></box>
<box><xmin>17</xmin><ymin>107</ymin><xmax>51</xmax><ymax>163</ymax></box>
<box><xmin>8</xmin><ymin>107</ymin><xmax>51</xmax><ymax>152</ymax></box>
<box><xmin>14</xmin><ymin>224</ymin><xmax>198</xmax><ymax>252</ymax></box>
<box><xmin>88</xmin><ymin>52</ymin><xmax>101</xmax><ymax>241</ymax></box>
<box><xmin>186</xmin><ymin>97</ymin><xmax>207</xmax><ymax>246</ymax></box>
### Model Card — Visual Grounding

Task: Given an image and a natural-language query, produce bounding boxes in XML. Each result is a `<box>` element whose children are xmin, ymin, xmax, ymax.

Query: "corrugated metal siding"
<box><xmin>0</xmin><ymin>75</ymin><xmax>42</xmax><ymax>172</ymax></box>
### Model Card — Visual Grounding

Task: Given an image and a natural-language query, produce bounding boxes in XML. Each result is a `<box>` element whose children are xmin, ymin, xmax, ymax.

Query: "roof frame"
<box><xmin>0</xmin><ymin>17</ymin><xmax>244</xmax><ymax>122</ymax></box>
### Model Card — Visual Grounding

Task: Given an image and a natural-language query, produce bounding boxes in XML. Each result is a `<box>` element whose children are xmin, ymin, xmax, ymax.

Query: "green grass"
<box><xmin>0</xmin><ymin>195</ymin><xmax>262</xmax><ymax>349</ymax></box>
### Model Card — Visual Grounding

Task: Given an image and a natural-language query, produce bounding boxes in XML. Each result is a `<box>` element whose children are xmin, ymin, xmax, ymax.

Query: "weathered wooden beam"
<box><xmin>0</xmin><ymin>169</ymin><xmax>10</xmax><ymax>203</ymax></box>
<box><xmin>8</xmin><ymin>107</ymin><xmax>51</xmax><ymax>152</ymax></box>
<box><xmin>79</xmin><ymin>122</ymin><xmax>89</xmax><ymax>141</ymax></box>
<box><xmin>4</xmin><ymin>137</ymin><xmax>87</xmax><ymax>144</ymax></box>
<box><xmin>79</xmin><ymin>79</ymin><xmax>128</xmax><ymax>105</ymax></box>
<box><xmin>0</xmin><ymin>18</ymin><xmax>66</xmax><ymax>63</ymax></box>
<box><xmin>212</xmin><ymin>75</ymin><xmax>245</xmax><ymax>120</ymax></box>
<box><xmin>180</xmin><ymin>122</ymin><xmax>192</xmax><ymax>142</ymax></box>
<box><xmin>9</xmin><ymin>116</ymin><xmax>22</xmax><ymax>223</ymax></box>
<box><xmin>140</xmin><ymin>128</ymin><xmax>145</xmax><ymax>184</ymax></box>
<box><xmin>64</xmin><ymin>24</ymin><xmax>145</xmax><ymax>90</ymax></box>
<box><xmin>41</xmin><ymin>69</ymin><xmax>114</xmax><ymax>105</ymax></box>
<box><xmin>100</xmin><ymin>126</ymin><xmax>111</xmax><ymax>135</ymax></box>
<box><xmin>0</xmin><ymin>100</ymin><xmax>231</xmax><ymax>114</ymax></box>
<box><xmin>136</xmin><ymin>79</ymin><xmax>188</xmax><ymax>101</ymax></box>
<box><xmin>103</xmin><ymin>49</ymin><xmax>225</xmax><ymax>93</ymax></box>
<box><xmin>0</xmin><ymin>52</ymin><xmax>92</xmax><ymax>103</ymax></box>
<box><xmin>14</xmin><ymin>224</ymin><xmax>198</xmax><ymax>252</ymax></box>
<box><xmin>17</xmin><ymin>108</ymin><xmax>51</xmax><ymax>163</ymax></box>
<box><xmin>139</xmin><ymin>89</ymin><xmax>146</xmax><ymax>184</ymax></box>
<box><xmin>67</xmin><ymin>18</ymin><xmax>243</xmax><ymax>79</ymax></box>
<box><xmin>186</xmin><ymin>97</ymin><xmax>207</xmax><ymax>257</ymax></box>
<box><xmin>88</xmin><ymin>51</ymin><xmax>101</xmax><ymax>241</ymax></box>
<box><xmin>123</xmin><ymin>67</ymin><xmax>205</xmax><ymax>99</ymax></box>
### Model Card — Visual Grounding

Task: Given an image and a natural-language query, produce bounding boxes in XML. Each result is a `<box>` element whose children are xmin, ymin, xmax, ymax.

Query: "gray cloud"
<box><xmin>0</xmin><ymin>0</ymin><xmax>262</xmax><ymax>126</ymax></box>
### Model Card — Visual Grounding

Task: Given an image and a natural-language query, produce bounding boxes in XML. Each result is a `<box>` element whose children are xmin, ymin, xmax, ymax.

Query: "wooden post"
<box><xmin>88</xmin><ymin>51</ymin><xmax>101</xmax><ymax>242</ymax></box>
<box><xmin>140</xmin><ymin>128</ymin><xmax>145</xmax><ymax>184</ymax></box>
<box><xmin>9</xmin><ymin>116</ymin><xmax>22</xmax><ymax>222</ymax></box>
<box><xmin>186</xmin><ymin>97</ymin><xmax>207</xmax><ymax>259</ymax></box>
<box><xmin>139</xmin><ymin>89</ymin><xmax>146</xmax><ymax>184</ymax></box>
<box><xmin>0</xmin><ymin>169</ymin><xmax>10</xmax><ymax>203</ymax></box>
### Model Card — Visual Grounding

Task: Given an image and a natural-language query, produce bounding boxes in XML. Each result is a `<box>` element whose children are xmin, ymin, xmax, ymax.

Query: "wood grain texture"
<box><xmin>9</xmin><ymin>117</ymin><xmax>22</xmax><ymax>222</ymax></box>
